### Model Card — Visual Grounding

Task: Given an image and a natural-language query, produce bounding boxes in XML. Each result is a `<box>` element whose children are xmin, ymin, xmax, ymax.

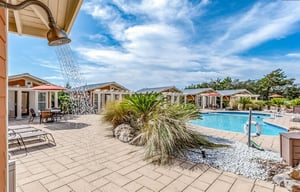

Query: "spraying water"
<box><xmin>55</xmin><ymin>44</ymin><xmax>94</xmax><ymax>115</ymax></box>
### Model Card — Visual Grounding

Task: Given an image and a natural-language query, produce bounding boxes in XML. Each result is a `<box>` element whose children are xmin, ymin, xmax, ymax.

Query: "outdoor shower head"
<box><xmin>47</xmin><ymin>23</ymin><xmax>71</xmax><ymax>46</ymax></box>
<box><xmin>0</xmin><ymin>0</ymin><xmax>71</xmax><ymax>46</ymax></box>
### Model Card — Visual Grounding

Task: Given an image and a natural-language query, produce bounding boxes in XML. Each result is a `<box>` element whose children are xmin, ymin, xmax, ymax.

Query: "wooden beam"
<box><xmin>11</xmin><ymin>0</ymin><xmax>22</xmax><ymax>34</ymax></box>
<box><xmin>30</xmin><ymin>4</ymin><xmax>49</xmax><ymax>29</ymax></box>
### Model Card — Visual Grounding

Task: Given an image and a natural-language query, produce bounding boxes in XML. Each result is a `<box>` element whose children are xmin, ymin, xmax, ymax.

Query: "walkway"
<box><xmin>9</xmin><ymin>114</ymin><xmax>288</xmax><ymax>192</ymax></box>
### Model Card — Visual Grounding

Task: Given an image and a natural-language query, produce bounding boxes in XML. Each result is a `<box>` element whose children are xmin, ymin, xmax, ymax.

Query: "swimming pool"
<box><xmin>190</xmin><ymin>112</ymin><xmax>287</xmax><ymax>135</ymax></box>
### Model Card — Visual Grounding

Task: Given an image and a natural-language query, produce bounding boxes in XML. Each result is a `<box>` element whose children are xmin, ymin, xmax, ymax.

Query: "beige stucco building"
<box><xmin>8</xmin><ymin>73</ymin><xmax>63</xmax><ymax>120</ymax></box>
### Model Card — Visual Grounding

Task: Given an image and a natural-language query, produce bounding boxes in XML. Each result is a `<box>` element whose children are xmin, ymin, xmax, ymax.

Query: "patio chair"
<box><xmin>28</xmin><ymin>108</ymin><xmax>37</xmax><ymax>123</ymax></box>
<box><xmin>40</xmin><ymin>110</ymin><xmax>52</xmax><ymax>124</ymax></box>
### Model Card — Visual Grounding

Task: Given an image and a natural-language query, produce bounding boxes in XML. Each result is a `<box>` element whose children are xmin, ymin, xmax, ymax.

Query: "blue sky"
<box><xmin>8</xmin><ymin>0</ymin><xmax>300</xmax><ymax>90</ymax></box>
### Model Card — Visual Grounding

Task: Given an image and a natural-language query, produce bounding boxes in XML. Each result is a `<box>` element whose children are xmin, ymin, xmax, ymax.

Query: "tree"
<box><xmin>239</xmin><ymin>97</ymin><xmax>251</xmax><ymax>110</ymax></box>
<box><xmin>271</xmin><ymin>98</ymin><xmax>285</xmax><ymax>112</ymax></box>
<box><xmin>257</xmin><ymin>69</ymin><xmax>295</xmax><ymax>100</ymax></box>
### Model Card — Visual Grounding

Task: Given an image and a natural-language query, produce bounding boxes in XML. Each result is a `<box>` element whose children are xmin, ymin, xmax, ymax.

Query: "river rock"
<box><xmin>273</xmin><ymin>172</ymin><xmax>300</xmax><ymax>191</ymax></box>
<box><xmin>114</xmin><ymin>124</ymin><xmax>135</xmax><ymax>143</ymax></box>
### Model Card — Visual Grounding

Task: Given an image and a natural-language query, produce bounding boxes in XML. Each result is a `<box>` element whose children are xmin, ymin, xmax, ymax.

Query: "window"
<box><xmin>38</xmin><ymin>92</ymin><xmax>46</xmax><ymax>110</ymax></box>
<box><xmin>94</xmin><ymin>93</ymin><xmax>99</xmax><ymax>110</ymax></box>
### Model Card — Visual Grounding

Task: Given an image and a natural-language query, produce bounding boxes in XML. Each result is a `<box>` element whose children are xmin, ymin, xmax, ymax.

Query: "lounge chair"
<box><xmin>8</xmin><ymin>127</ymin><xmax>56</xmax><ymax>153</ymax></box>
<box><xmin>291</xmin><ymin>115</ymin><xmax>300</xmax><ymax>122</ymax></box>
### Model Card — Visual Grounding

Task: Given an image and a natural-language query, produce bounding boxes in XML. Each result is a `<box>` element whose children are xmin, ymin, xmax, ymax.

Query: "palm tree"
<box><xmin>239</xmin><ymin>97</ymin><xmax>251</xmax><ymax>110</ymax></box>
<box><xmin>271</xmin><ymin>98</ymin><xmax>285</xmax><ymax>112</ymax></box>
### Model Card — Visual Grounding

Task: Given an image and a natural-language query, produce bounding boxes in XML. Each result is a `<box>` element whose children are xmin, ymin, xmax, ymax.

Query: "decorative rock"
<box><xmin>273</xmin><ymin>172</ymin><xmax>300</xmax><ymax>191</ymax></box>
<box><xmin>180</xmin><ymin>135</ymin><xmax>286</xmax><ymax>180</ymax></box>
<box><xmin>290</xmin><ymin>168</ymin><xmax>300</xmax><ymax>180</ymax></box>
<box><xmin>114</xmin><ymin>124</ymin><xmax>135</xmax><ymax>143</ymax></box>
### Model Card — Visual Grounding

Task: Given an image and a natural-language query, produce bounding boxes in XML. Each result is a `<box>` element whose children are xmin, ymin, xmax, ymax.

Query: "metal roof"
<box><xmin>216</xmin><ymin>89</ymin><xmax>252</xmax><ymax>96</ymax></box>
<box><xmin>8</xmin><ymin>73</ymin><xmax>50</xmax><ymax>84</ymax></box>
<box><xmin>182</xmin><ymin>88</ymin><xmax>214</xmax><ymax>95</ymax></box>
<box><xmin>136</xmin><ymin>86</ymin><xmax>182</xmax><ymax>93</ymax></box>
<box><xmin>76</xmin><ymin>82</ymin><xmax>129</xmax><ymax>91</ymax></box>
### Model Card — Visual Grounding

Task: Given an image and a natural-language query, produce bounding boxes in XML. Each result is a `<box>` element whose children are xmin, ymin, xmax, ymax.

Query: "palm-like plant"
<box><xmin>103</xmin><ymin>92</ymin><xmax>223</xmax><ymax>165</ymax></box>
<box><xmin>271</xmin><ymin>98</ymin><xmax>285</xmax><ymax>112</ymax></box>
<box><xmin>103</xmin><ymin>101</ymin><xmax>133</xmax><ymax>128</ymax></box>
<box><xmin>239</xmin><ymin>97</ymin><xmax>252</xmax><ymax>110</ymax></box>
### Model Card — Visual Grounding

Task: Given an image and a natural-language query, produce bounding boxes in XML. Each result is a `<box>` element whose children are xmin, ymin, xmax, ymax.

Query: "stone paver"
<box><xmin>9</xmin><ymin>114</ymin><xmax>290</xmax><ymax>192</ymax></box>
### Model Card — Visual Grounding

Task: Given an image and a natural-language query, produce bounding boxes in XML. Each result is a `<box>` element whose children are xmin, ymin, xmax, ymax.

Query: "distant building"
<box><xmin>183</xmin><ymin>88</ymin><xmax>218</xmax><ymax>109</ymax></box>
<box><xmin>76</xmin><ymin>82</ymin><xmax>133</xmax><ymax>112</ymax></box>
<box><xmin>216</xmin><ymin>89</ymin><xmax>259</xmax><ymax>109</ymax></box>
<box><xmin>136</xmin><ymin>86</ymin><xmax>182</xmax><ymax>104</ymax></box>
<box><xmin>8</xmin><ymin>73</ymin><xmax>62</xmax><ymax>119</ymax></box>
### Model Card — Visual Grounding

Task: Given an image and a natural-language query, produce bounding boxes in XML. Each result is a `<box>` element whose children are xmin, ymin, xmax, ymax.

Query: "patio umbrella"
<box><xmin>32</xmin><ymin>84</ymin><xmax>66</xmax><ymax>91</ymax></box>
<box><xmin>269</xmin><ymin>94</ymin><xmax>283</xmax><ymax>98</ymax></box>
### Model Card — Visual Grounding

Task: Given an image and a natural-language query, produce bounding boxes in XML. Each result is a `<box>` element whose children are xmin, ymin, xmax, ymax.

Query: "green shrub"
<box><xmin>291</xmin><ymin>98</ymin><xmax>300</xmax><ymax>106</ymax></box>
<box><xmin>103</xmin><ymin>93</ymin><xmax>224</xmax><ymax>165</ymax></box>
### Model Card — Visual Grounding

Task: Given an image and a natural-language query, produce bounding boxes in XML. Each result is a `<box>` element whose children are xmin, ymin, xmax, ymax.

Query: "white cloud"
<box><xmin>76</xmin><ymin>0</ymin><xmax>300</xmax><ymax>89</ymax></box>
<box><xmin>286</xmin><ymin>53</ymin><xmax>300</xmax><ymax>58</ymax></box>
<box><xmin>213</xmin><ymin>1</ymin><xmax>300</xmax><ymax>55</ymax></box>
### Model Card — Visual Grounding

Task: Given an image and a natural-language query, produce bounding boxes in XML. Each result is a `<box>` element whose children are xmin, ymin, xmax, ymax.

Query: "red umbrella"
<box><xmin>32</xmin><ymin>84</ymin><xmax>66</xmax><ymax>90</ymax></box>
<box><xmin>269</xmin><ymin>94</ymin><xmax>283</xmax><ymax>98</ymax></box>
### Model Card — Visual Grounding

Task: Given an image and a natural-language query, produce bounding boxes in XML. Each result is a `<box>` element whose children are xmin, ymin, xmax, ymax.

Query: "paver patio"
<box><xmin>9</xmin><ymin>114</ymin><xmax>291</xmax><ymax>192</ymax></box>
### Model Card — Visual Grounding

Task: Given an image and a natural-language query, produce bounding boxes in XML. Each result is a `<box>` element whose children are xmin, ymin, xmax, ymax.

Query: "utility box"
<box><xmin>280</xmin><ymin>132</ymin><xmax>300</xmax><ymax>167</ymax></box>
<box><xmin>9</xmin><ymin>160</ymin><xmax>16</xmax><ymax>192</ymax></box>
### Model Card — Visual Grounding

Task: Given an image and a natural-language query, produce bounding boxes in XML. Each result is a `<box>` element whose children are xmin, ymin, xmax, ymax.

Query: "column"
<box><xmin>54</xmin><ymin>91</ymin><xmax>58</xmax><ymax>108</ymax></box>
<box><xmin>195</xmin><ymin>95</ymin><xmax>198</xmax><ymax>106</ymax></box>
<box><xmin>111</xmin><ymin>93</ymin><xmax>115</xmax><ymax>101</ymax></box>
<box><xmin>171</xmin><ymin>93</ymin><xmax>174</xmax><ymax>104</ymax></box>
<box><xmin>202</xmin><ymin>96</ymin><xmax>205</xmax><ymax>109</ymax></box>
<box><xmin>16</xmin><ymin>90</ymin><xmax>22</xmax><ymax>120</ymax></box>
<box><xmin>184</xmin><ymin>95</ymin><xmax>187</xmax><ymax>105</ymax></box>
<box><xmin>97</xmin><ymin>93</ymin><xmax>101</xmax><ymax>111</ymax></box>
<box><xmin>45</xmin><ymin>91</ymin><xmax>49</xmax><ymax>109</ymax></box>
<box><xmin>34</xmin><ymin>91</ymin><xmax>39</xmax><ymax>111</ymax></box>
<box><xmin>101</xmin><ymin>93</ymin><xmax>105</xmax><ymax>110</ymax></box>
<box><xmin>220</xmin><ymin>96</ymin><xmax>223</xmax><ymax>109</ymax></box>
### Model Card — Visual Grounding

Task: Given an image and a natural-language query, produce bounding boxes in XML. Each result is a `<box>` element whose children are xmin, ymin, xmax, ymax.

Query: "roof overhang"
<box><xmin>6</xmin><ymin>0</ymin><xmax>83</xmax><ymax>39</ymax></box>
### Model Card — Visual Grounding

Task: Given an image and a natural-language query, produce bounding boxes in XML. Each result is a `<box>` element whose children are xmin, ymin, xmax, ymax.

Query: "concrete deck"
<box><xmin>9</xmin><ymin>114</ymin><xmax>293</xmax><ymax>192</ymax></box>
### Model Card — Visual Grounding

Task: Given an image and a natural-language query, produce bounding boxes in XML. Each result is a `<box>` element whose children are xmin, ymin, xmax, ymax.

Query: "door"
<box><xmin>22</xmin><ymin>92</ymin><xmax>29</xmax><ymax>116</ymax></box>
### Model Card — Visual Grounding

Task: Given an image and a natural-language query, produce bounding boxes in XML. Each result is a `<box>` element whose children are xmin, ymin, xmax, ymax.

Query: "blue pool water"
<box><xmin>190</xmin><ymin>112</ymin><xmax>287</xmax><ymax>135</ymax></box>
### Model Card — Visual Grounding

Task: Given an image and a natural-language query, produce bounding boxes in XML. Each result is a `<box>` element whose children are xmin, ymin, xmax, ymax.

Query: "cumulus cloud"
<box><xmin>74</xmin><ymin>0</ymin><xmax>300</xmax><ymax>89</ymax></box>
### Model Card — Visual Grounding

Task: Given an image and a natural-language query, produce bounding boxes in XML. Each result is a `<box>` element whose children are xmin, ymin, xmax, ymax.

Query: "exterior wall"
<box><xmin>0</xmin><ymin>8</ymin><xmax>7</xmax><ymax>192</ymax></box>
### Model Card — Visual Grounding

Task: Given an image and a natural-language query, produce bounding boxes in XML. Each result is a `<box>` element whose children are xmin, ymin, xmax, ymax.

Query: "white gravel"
<box><xmin>181</xmin><ymin>136</ymin><xmax>287</xmax><ymax>180</ymax></box>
